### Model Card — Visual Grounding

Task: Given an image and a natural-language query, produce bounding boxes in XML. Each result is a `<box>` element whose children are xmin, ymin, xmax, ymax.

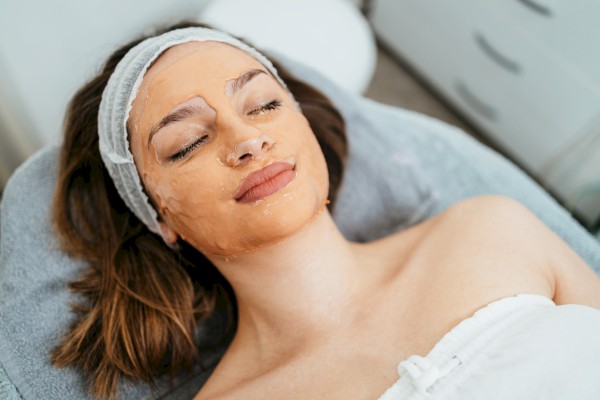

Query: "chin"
<box><xmin>196</xmin><ymin>186</ymin><xmax>327</xmax><ymax>257</ymax></box>
<box><xmin>256</xmin><ymin>195</ymin><xmax>324</xmax><ymax>247</ymax></box>
<box><xmin>184</xmin><ymin>156</ymin><xmax>329</xmax><ymax>256</ymax></box>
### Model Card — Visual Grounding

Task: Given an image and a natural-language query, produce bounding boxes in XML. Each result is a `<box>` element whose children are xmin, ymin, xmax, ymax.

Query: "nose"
<box><xmin>225</xmin><ymin>134</ymin><xmax>275</xmax><ymax>167</ymax></box>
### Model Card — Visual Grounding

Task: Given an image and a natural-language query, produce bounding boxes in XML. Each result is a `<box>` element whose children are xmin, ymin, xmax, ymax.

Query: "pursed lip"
<box><xmin>233</xmin><ymin>158</ymin><xmax>296</xmax><ymax>203</ymax></box>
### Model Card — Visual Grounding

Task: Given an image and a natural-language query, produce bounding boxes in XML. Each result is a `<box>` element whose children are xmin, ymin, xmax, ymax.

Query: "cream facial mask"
<box><xmin>127</xmin><ymin>41</ymin><xmax>330</xmax><ymax>256</ymax></box>
<box><xmin>98</xmin><ymin>27</ymin><xmax>295</xmax><ymax>241</ymax></box>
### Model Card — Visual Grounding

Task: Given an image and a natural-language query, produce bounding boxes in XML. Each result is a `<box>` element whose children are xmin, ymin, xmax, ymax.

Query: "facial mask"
<box><xmin>98</xmin><ymin>27</ymin><xmax>295</xmax><ymax>241</ymax></box>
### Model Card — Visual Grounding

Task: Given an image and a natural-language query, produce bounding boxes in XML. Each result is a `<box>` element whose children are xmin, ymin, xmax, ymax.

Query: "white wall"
<box><xmin>0</xmin><ymin>0</ymin><xmax>212</xmax><ymax>147</ymax></box>
<box><xmin>0</xmin><ymin>0</ymin><xmax>365</xmax><ymax>191</ymax></box>
<box><xmin>0</xmin><ymin>0</ymin><xmax>364</xmax><ymax>148</ymax></box>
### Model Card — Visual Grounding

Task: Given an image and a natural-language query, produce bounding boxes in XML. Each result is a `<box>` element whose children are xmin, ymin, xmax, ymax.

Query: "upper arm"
<box><xmin>499</xmin><ymin>197</ymin><xmax>600</xmax><ymax>309</ymax></box>
<box><xmin>549</xmin><ymin>236</ymin><xmax>600</xmax><ymax>308</ymax></box>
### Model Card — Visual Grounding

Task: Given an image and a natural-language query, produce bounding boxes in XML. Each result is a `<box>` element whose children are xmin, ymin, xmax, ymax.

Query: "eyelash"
<box><xmin>247</xmin><ymin>100</ymin><xmax>282</xmax><ymax>116</ymax></box>
<box><xmin>170</xmin><ymin>135</ymin><xmax>209</xmax><ymax>162</ymax></box>
<box><xmin>168</xmin><ymin>101</ymin><xmax>282</xmax><ymax>162</ymax></box>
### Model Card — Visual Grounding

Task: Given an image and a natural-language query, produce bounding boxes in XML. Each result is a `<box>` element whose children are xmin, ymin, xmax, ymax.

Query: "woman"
<box><xmin>52</xmin><ymin>22</ymin><xmax>600</xmax><ymax>399</ymax></box>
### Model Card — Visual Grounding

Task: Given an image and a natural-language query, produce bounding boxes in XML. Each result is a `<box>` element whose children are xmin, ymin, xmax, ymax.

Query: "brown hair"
<box><xmin>51</xmin><ymin>22</ymin><xmax>347</xmax><ymax>398</ymax></box>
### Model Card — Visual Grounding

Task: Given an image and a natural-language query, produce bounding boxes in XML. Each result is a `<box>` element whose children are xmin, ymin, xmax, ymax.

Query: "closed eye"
<box><xmin>170</xmin><ymin>135</ymin><xmax>209</xmax><ymax>162</ymax></box>
<box><xmin>247</xmin><ymin>100</ymin><xmax>282</xmax><ymax>116</ymax></box>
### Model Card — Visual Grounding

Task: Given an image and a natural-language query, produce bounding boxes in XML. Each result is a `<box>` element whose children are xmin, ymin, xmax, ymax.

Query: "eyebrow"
<box><xmin>228</xmin><ymin>68</ymin><xmax>267</xmax><ymax>96</ymax></box>
<box><xmin>146</xmin><ymin>68</ymin><xmax>267</xmax><ymax>148</ymax></box>
<box><xmin>147</xmin><ymin>103</ymin><xmax>204</xmax><ymax>149</ymax></box>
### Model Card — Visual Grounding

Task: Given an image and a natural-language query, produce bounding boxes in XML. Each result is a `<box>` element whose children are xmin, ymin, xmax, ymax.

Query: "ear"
<box><xmin>158</xmin><ymin>221</ymin><xmax>179</xmax><ymax>245</ymax></box>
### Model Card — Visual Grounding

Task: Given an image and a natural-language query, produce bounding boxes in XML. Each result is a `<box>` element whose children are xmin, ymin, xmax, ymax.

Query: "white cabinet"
<box><xmin>370</xmin><ymin>0</ymin><xmax>600</xmax><ymax>228</ymax></box>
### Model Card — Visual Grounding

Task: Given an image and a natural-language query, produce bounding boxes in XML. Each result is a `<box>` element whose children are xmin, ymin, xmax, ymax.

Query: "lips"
<box><xmin>234</xmin><ymin>159</ymin><xmax>296</xmax><ymax>203</ymax></box>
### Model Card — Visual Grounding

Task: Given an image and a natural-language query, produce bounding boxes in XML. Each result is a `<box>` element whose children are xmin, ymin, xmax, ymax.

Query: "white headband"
<box><xmin>98</xmin><ymin>27</ymin><xmax>292</xmax><ymax>241</ymax></box>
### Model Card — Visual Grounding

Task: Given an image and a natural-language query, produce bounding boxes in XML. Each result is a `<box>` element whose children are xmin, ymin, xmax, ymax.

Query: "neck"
<box><xmin>208</xmin><ymin>210</ymin><xmax>375</xmax><ymax>360</ymax></box>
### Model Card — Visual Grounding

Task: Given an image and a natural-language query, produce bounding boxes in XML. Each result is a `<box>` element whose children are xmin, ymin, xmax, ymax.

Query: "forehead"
<box><xmin>142</xmin><ymin>41</ymin><xmax>264</xmax><ymax>86</ymax></box>
<box><xmin>130</xmin><ymin>41</ymin><xmax>269</xmax><ymax>136</ymax></box>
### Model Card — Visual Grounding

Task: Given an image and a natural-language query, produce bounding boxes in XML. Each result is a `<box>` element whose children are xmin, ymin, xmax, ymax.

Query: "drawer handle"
<box><xmin>516</xmin><ymin>0</ymin><xmax>553</xmax><ymax>17</ymax></box>
<box><xmin>455</xmin><ymin>80</ymin><xmax>497</xmax><ymax>121</ymax></box>
<box><xmin>474</xmin><ymin>32</ymin><xmax>522</xmax><ymax>75</ymax></box>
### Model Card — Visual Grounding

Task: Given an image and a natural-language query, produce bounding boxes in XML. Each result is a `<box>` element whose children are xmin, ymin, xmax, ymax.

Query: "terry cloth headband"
<box><xmin>98</xmin><ymin>26</ymin><xmax>293</xmax><ymax>241</ymax></box>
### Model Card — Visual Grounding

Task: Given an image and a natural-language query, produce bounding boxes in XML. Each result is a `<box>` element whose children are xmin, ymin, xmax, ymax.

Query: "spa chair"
<box><xmin>1</xmin><ymin>53</ymin><xmax>599</xmax><ymax>400</ymax></box>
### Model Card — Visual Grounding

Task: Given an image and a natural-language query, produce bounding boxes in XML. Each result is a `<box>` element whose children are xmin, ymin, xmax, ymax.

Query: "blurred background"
<box><xmin>0</xmin><ymin>0</ymin><xmax>599</xmax><ymax>232</ymax></box>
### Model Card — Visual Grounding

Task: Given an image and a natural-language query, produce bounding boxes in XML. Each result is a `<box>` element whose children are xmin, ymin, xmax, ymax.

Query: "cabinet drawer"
<box><xmin>371</xmin><ymin>1</ymin><xmax>551</xmax><ymax>169</ymax></box>
<box><xmin>372</xmin><ymin>0</ymin><xmax>600</xmax><ymax>85</ymax></box>
<box><xmin>372</xmin><ymin>0</ymin><xmax>600</xmax><ymax>171</ymax></box>
<box><xmin>488</xmin><ymin>0</ymin><xmax>600</xmax><ymax>85</ymax></box>
<box><xmin>463</xmin><ymin>12</ymin><xmax>600</xmax><ymax>169</ymax></box>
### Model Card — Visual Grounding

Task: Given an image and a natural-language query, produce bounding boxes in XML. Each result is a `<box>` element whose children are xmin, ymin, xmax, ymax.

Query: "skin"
<box><xmin>127</xmin><ymin>42</ymin><xmax>600</xmax><ymax>400</ymax></box>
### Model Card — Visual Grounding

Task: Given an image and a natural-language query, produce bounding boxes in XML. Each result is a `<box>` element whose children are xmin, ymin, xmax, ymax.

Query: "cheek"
<box><xmin>145</xmin><ymin>163</ymin><xmax>232</xmax><ymax>235</ymax></box>
<box><xmin>289</xmin><ymin>117</ymin><xmax>330</xmax><ymax>197</ymax></box>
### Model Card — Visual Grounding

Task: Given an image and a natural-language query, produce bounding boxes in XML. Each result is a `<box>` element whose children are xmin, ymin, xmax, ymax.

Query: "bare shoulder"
<box><xmin>431</xmin><ymin>195</ymin><xmax>600</xmax><ymax>308</ymax></box>
<box><xmin>430</xmin><ymin>195</ymin><xmax>553</xmax><ymax>259</ymax></box>
<box><xmin>441</xmin><ymin>195</ymin><xmax>540</xmax><ymax>229</ymax></box>
<box><xmin>438</xmin><ymin>195</ymin><xmax>576</xmax><ymax>256</ymax></box>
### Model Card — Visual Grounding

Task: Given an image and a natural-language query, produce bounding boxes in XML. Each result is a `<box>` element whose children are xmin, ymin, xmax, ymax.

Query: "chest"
<box><xmin>201</xmin><ymin>289</ymin><xmax>544</xmax><ymax>400</ymax></box>
<box><xmin>198</xmin><ymin>229</ymin><xmax>554</xmax><ymax>399</ymax></box>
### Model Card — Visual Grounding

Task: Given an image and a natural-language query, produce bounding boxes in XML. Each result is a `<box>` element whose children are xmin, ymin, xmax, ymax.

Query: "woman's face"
<box><xmin>128</xmin><ymin>41</ymin><xmax>329</xmax><ymax>256</ymax></box>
